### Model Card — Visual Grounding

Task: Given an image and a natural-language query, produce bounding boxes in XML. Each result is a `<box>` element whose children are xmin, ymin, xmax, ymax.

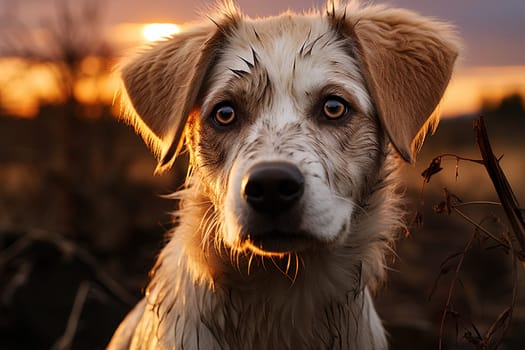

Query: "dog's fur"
<box><xmin>107</xmin><ymin>1</ymin><xmax>458</xmax><ymax>349</ymax></box>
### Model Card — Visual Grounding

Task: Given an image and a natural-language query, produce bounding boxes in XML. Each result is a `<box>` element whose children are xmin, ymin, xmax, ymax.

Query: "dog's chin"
<box><xmin>240</xmin><ymin>230</ymin><xmax>317</xmax><ymax>256</ymax></box>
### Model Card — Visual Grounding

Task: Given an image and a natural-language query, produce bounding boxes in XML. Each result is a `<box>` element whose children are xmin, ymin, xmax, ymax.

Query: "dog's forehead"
<box><xmin>203</xmin><ymin>14</ymin><xmax>372</xmax><ymax>115</ymax></box>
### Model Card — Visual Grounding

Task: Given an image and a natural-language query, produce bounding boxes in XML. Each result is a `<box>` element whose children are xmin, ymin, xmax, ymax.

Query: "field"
<box><xmin>0</xmin><ymin>98</ymin><xmax>524</xmax><ymax>349</ymax></box>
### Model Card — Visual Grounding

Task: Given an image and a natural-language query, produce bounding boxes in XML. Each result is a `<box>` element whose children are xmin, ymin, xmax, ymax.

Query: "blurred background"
<box><xmin>0</xmin><ymin>0</ymin><xmax>523</xmax><ymax>349</ymax></box>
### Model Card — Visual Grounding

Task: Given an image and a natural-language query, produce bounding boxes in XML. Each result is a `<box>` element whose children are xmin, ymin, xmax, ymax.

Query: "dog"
<box><xmin>107</xmin><ymin>1</ymin><xmax>458</xmax><ymax>349</ymax></box>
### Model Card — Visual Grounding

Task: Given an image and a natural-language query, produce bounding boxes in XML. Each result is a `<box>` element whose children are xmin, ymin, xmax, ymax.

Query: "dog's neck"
<box><xmin>147</xmin><ymin>231</ymin><xmax>387</xmax><ymax>349</ymax></box>
<box><xmin>141</xmin><ymin>156</ymin><xmax>400</xmax><ymax>349</ymax></box>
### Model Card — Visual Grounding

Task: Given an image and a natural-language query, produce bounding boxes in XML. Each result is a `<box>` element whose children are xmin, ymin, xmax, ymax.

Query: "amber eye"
<box><xmin>213</xmin><ymin>104</ymin><xmax>236</xmax><ymax>126</ymax></box>
<box><xmin>323</xmin><ymin>98</ymin><xmax>348</xmax><ymax>119</ymax></box>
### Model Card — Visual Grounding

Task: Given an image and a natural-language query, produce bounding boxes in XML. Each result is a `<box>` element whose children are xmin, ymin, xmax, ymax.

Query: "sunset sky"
<box><xmin>1</xmin><ymin>0</ymin><xmax>524</xmax><ymax>117</ymax></box>
<box><xmin>109</xmin><ymin>0</ymin><xmax>525</xmax><ymax>67</ymax></box>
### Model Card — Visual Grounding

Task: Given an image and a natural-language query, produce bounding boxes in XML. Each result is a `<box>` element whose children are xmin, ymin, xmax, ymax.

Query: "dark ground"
<box><xmin>0</xmin><ymin>99</ymin><xmax>524</xmax><ymax>349</ymax></box>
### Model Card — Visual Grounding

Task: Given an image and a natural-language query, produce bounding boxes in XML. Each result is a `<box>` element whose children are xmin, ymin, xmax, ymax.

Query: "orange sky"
<box><xmin>2</xmin><ymin>0</ymin><xmax>524</xmax><ymax>65</ymax></box>
<box><xmin>1</xmin><ymin>58</ymin><xmax>524</xmax><ymax>119</ymax></box>
<box><xmin>1</xmin><ymin>16</ymin><xmax>524</xmax><ymax>118</ymax></box>
<box><xmin>443</xmin><ymin>66</ymin><xmax>525</xmax><ymax>117</ymax></box>
<box><xmin>3</xmin><ymin>59</ymin><xmax>523</xmax><ymax>119</ymax></box>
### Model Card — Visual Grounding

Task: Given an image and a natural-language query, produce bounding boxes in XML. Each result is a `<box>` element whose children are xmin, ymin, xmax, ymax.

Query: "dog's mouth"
<box><xmin>242</xmin><ymin>230</ymin><xmax>315</xmax><ymax>255</ymax></box>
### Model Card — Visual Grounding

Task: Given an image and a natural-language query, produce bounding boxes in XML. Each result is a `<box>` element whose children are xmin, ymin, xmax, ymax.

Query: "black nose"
<box><xmin>242</xmin><ymin>162</ymin><xmax>304</xmax><ymax>214</ymax></box>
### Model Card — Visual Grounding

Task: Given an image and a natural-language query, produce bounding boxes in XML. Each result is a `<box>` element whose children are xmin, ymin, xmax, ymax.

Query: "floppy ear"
<box><xmin>338</xmin><ymin>6</ymin><xmax>459</xmax><ymax>162</ymax></box>
<box><xmin>120</xmin><ymin>20</ymin><xmax>236</xmax><ymax>173</ymax></box>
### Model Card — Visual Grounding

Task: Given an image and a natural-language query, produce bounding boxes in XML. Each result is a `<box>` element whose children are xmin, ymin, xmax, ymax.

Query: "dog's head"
<box><xmin>120</xmin><ymin>2</ymin><xmax>458</xmax><ymax>258</ymax></box>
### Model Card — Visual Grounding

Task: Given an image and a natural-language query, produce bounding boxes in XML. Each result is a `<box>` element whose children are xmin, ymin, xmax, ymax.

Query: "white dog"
<box><xmin>108</xmin><ymin>1</ymin><xmax>458</xmax><ymax>349</ymax></box>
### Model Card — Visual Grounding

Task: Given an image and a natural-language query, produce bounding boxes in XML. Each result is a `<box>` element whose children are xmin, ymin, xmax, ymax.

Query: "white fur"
<box><xmin>207</xmin><ymin>17</ymin><xmax>372</xmax><ymax>250</ymax></box>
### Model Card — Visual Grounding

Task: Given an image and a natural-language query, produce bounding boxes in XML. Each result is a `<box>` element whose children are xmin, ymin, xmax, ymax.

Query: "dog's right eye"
<box><xmin>212</xmin><ymin>104</ymin><xmax>236</xmax><ymax>126</ymax></box>
<box><xmin>322</xmin><ymin>97</ymin><xmax>348</xmax><ymax>120</ymax></box>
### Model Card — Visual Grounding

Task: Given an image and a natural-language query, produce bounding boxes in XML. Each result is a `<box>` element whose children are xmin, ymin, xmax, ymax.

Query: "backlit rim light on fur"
<box><xmin>108</xmin><ymin>1</ymin><xmax>459</xmax><ymax>349</ymax></box>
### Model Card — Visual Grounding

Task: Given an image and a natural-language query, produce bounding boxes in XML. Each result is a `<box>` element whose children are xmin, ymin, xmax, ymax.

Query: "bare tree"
<box><xmin>2</xmin><ymin>0</ymin><xmax>113</xmax><ymax>115</ymax></box>
<box><xmin>1</xmin><ymin>0</ymin><xmax>116</xmax><ymax>238</ymax></box>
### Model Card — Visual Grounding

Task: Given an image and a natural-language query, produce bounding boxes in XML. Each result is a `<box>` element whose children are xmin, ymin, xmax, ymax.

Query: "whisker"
<box><xmin>333</xmin><ymin>193</ymin><xmax>369</xmax><ymax>217</ymax></box>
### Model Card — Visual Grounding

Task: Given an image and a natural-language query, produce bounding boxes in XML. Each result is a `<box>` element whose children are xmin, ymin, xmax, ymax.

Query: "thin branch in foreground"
<box><xmin>421</xmin><ymin>115</ymin><xmax>524</xmax><ymax>348</ymax></box>
<box><xmin>51</xmin><ymin>281</ymin><xmax>91</xmax><ymax>350</ymax></box>
<box><xmin>421</xmin><ymin>153</ymin><xmax>484</xmax><ymax>184</ymax></box>
<box><xmin>0</xmin><ymin>229</ymin><xmax>135</xmax><ymax>305</ymax></box>
<box><xmin>474</xmin><ymin>116</ymin><xmax>525</xmax><ymax>261</ymax></box>
<box><xmin>438</xmin><ymin>230</ymin><xmax>477</xmax><ymax>350</ymax></box>
<box><xmin>482</xmin><ymin>244</ymin><xmax>519</xmax><ymax>349</ymax></box>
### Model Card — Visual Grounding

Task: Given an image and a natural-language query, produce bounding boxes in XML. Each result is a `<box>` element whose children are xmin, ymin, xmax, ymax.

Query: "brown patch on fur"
<box><xmin>307</xmin><ymin>83</ymin><xmax>365</xmax><ymax>120</ymax></box>
<box><xmin>189</xmin><ymin>108</ymin><xmax>232</xmax><ymax>185</ymax></box>
<box><xmin>329</xmin><ymin>6</ymin><xmax>459</xmax><ymax>162</ymax></box>
<box><xmin>202</xmin><ymin>50</ymin><xmax>274</xmax><ymax>123</ymax></box>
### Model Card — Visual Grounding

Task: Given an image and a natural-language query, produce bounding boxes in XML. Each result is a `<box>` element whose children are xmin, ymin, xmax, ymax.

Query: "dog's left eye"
<box><xmin>213</xmin><ymin>104</ymin><xmax>236</xmax><ymax>126</ymax></box>
<box><xmin>323</xmin><ymin>98</ymin><xmax>348</xmax><ymax>120</ymax></box>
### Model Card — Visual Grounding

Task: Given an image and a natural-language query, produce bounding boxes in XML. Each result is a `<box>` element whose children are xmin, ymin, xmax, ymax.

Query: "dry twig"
<box><xmin>474</xmin><ymin>116</ymin><xmax>525</xmax><ymax>261</ymax></box>
<box><xmin>51</xmin><ymin>281</ymin><xmax>91</xmax><ymax>350</ymax></box>
<box><xmin>0</xmin><ymin>229</ymin><xmax>135</xmax><ymax>305</ymax></box>
<box><xmin>421</xmin><ymin>115</ymin><xmax>524</xmax><ymax>349</ymax></box>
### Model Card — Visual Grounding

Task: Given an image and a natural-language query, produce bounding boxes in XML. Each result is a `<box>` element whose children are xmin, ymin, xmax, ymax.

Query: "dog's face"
<box><xmin>195</xmin><ymin>18</ymin><xmax>380</xmax><ymax>255</ymax></box>
<box><xmin>120</xmin><ymin>3</ymin><xmax>458</xmax><ymax>257</ymax></box>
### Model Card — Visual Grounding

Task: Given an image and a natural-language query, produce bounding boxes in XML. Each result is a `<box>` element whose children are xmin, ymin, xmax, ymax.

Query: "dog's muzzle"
<box><xmin>240</xmin><ymin>161</ymin><xmax>312</xmax><ymax>253</ymax></box>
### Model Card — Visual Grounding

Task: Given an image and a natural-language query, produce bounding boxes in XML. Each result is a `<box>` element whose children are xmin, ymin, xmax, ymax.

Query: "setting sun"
<box><xmin>142</xmin><ymin>23</ymin><xmax>180</xmax><ymax>42</ymax></box>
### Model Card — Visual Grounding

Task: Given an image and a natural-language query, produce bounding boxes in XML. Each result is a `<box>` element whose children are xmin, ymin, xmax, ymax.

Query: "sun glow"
<box><xmin>441</xmin><ymin>66</ymin><xmax>525</xmax><ymax>117</ymax></box>
<box><xmin>142</xmin><ymin>23</ymin><xmax>180</xmax><ymax>42</ymax></box>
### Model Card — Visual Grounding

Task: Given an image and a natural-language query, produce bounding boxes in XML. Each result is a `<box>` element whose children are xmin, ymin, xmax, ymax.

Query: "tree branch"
<box><xmin>474</xmin><ymin>116</ymin><xmax>525</xmax><ymax>261</ymax></box>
